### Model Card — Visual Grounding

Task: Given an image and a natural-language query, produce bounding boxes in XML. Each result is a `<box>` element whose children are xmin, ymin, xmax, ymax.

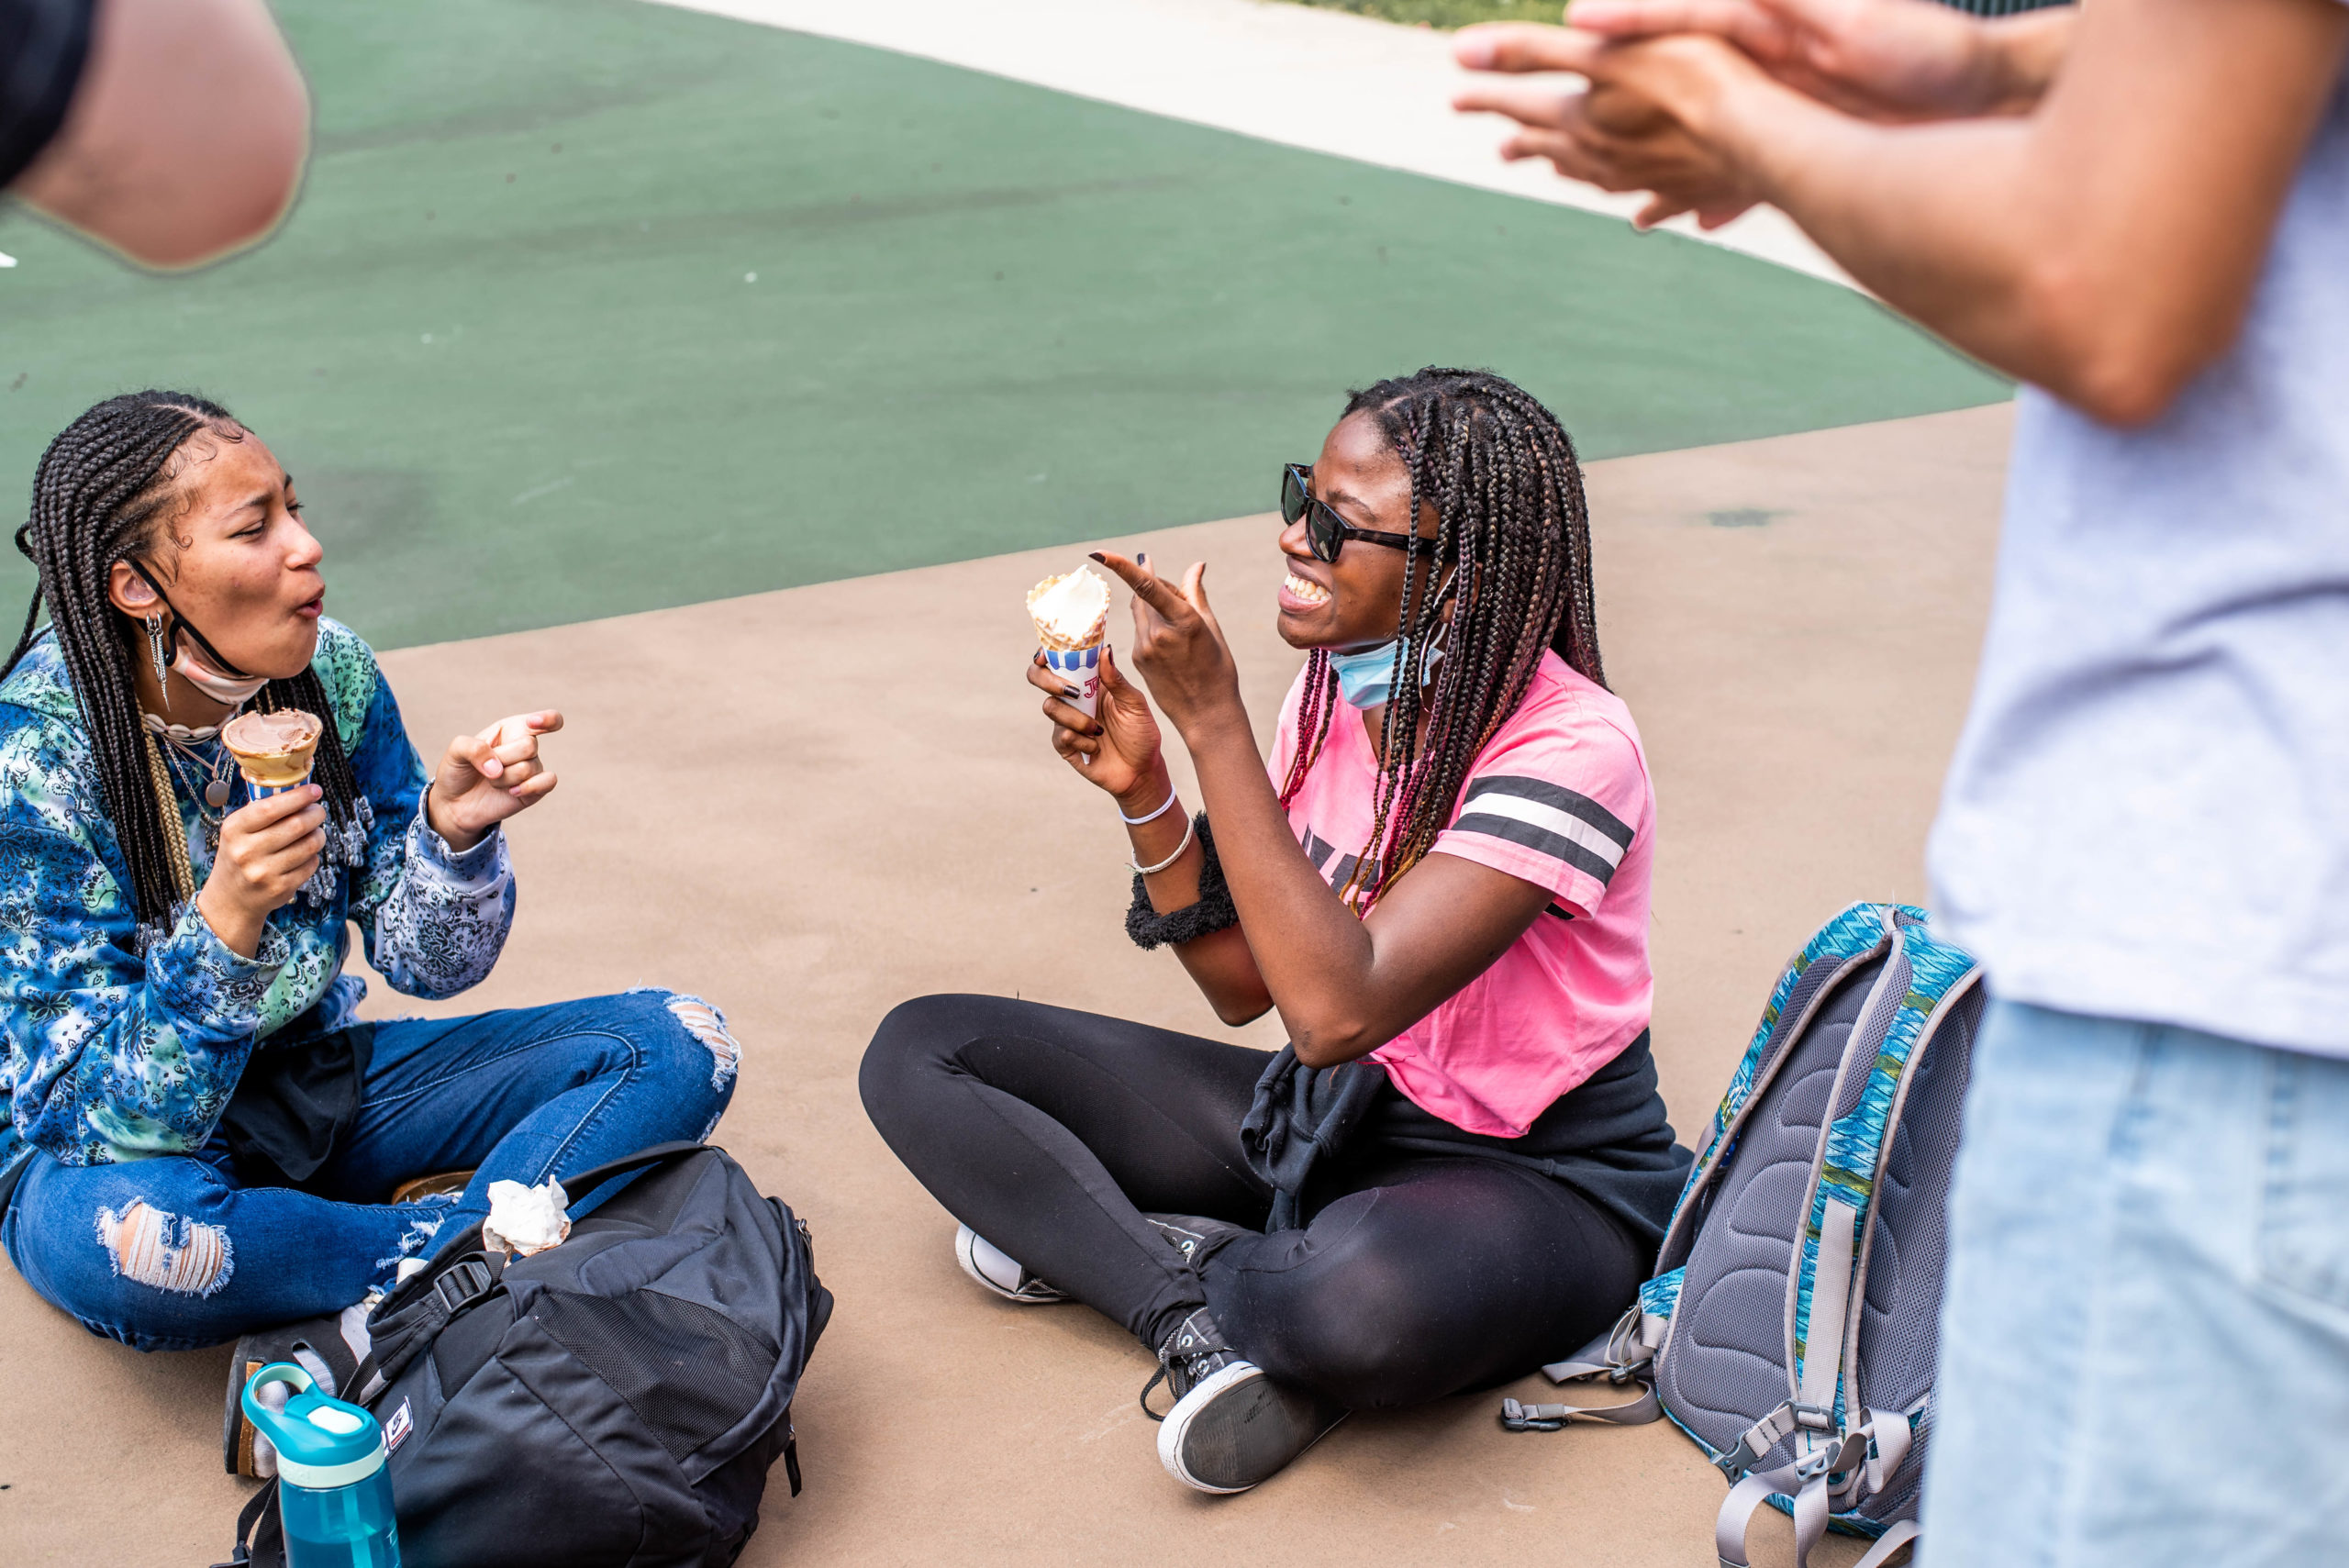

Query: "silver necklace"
<box><xmin>142</xmin><ymin>711</ymin><xmax>238</xmax><ymax>841</ymax></box>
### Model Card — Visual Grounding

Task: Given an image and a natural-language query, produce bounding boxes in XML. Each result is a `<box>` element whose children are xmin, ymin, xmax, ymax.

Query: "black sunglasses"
<box><xmin>1281</xmin><ymin>463</ymin><xmax>1419</xmax><ymax>563</ymax></box>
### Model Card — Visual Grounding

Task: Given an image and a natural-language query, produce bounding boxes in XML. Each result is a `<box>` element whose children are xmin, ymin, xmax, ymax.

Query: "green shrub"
<box><xmin>1283</xmin><ymin>0</ymin><xmax>1567</xmax><ymax>28</ymax></box>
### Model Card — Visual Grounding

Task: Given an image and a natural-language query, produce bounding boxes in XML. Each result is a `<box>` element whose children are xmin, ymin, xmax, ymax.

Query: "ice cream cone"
<box><xmin>1028</xmin><ymin>567</ymin><xmax>1110</xmax><ymax>719</ymax></box>
<box><xmin>220</xmin><ymin>708</ymin><xmax>324</xmax><ymax>797</ymax></box>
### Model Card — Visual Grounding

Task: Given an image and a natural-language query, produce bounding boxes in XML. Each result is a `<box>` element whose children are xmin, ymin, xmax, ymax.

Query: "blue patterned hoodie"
<box><xmin>0</xmin><ymin>617</ymin><xmax>514</xmax><ymax>1184</ymax></box>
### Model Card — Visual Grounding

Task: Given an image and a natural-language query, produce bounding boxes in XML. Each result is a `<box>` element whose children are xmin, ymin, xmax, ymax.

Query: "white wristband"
<box><xmin>1119</xmin><ymin>789</ymin><xmax>1180</xmax><ymax>827</ymax></box>
<box><xmin>1130</xmin><ymin>812</ymin><xmax>1197</xmax><ymax>876</ymax></box>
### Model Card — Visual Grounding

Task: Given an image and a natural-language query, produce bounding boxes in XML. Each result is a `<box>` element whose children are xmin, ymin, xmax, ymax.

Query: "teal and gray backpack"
<box><xmin>1504</xmin><ymin>903</ymin><xmax>1981</xmax><ymax>1568</ymax></box>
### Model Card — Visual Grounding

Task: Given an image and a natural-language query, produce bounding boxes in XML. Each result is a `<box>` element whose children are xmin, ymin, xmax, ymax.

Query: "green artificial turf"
<box><xmin>0</xmin><ymin>0</ymin><xmax>2004</xmax><ymax>650</ymax></box>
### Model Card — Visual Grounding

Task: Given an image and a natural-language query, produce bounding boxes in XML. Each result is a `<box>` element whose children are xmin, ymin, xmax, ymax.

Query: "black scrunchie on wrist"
<box><xmin>1126</xmin><ymin>814</ymin><xmax>1238</xmax><ymax>950</ymax></box>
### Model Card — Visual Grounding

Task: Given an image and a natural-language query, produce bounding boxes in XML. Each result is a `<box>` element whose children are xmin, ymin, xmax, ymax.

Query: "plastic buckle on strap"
<box><xmin>432</xmin><ymin>1258</ymin><xmax>495</xmax><ymax>1316</ymax></box>
<box><xmin>1716</xmin><ymin>1401</ymin><xmax>1815</xmax><ymax>1483</ymax></box>
<box><xmin>1793</xmin><ymin>1429</ymin><xmax>1872</xmax><ymax>1489</ymax></box>
<box><xmin>1499</xmin><ymin>1399</ymin><xmax>1571</xmax><ymax>1434</ymax></box>
<box><xmin>1714</xmin><ymin>1445</ymin><xmax>1760</xmax><ymax>1482</ymax></box>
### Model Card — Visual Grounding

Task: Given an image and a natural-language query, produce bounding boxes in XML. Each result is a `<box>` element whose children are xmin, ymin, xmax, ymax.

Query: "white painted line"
<box><xmin>640</xmin><ymin>0</ymin><xmax>1851</xmax><ymax>288</ymax></box>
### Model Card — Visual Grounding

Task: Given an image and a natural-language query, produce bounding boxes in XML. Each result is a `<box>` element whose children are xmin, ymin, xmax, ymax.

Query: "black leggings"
<box><xmin>859</xmin><ymin>995</ymin><xmax>1647</xmax><ymax>1411</ymax></box>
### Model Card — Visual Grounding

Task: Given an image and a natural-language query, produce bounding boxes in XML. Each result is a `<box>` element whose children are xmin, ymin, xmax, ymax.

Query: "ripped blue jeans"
<box><xmin>0</xmin><ymin>989</ymin><xmax>740</xmax><ymax>1351</ymax></box>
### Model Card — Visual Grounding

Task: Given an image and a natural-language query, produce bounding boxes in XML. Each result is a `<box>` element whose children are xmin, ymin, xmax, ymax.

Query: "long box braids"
<box><xmin>1276</xmin><ymin>367</ymin><xmax>1602</xmax><ymax>911</ymax></box>
<box><xmin>6</xmin><ymin>391</ymin><xmax>366</xmax><ymax>943</ymax></box>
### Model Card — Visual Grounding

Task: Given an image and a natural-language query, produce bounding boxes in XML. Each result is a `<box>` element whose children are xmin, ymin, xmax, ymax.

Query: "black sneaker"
<box><xmin>1144</xmin><ymin>1307</ymin><xmax>1347</xmax><ymax>1494</ymax></box>
<box><xmin>1141</xmin><ymin>1212</ymin><xmax>1252</xmax><ymax>1269</ymax></box>
<box><xmin>223</xmin><ymin>1303</ymin><xmax>372</xmax><ymax>1477</ymax></box>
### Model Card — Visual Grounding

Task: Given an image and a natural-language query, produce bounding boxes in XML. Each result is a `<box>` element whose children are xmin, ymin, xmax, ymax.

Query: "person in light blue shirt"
<box><xmin>1457</xmin><ymin>0</ymin><xmax>2349</xmax><ymax>1562</ymax></box>
<box><xmin>0</xmin><ymin>392</ymin><xmax>740</xmax><ymax>1396</ymax></box>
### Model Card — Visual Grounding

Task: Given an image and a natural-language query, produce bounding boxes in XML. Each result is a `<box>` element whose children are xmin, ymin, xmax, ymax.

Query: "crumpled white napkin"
<box><xmin>482</xmin><ymin>1176</ymin><xmax>571</xmax><ymax>1257</ymax></box>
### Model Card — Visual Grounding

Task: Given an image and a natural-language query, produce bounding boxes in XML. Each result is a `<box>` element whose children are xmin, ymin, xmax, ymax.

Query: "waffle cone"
<box><xmin>220</xmin><ymin>710</ymin><xmax>323</xmax><ymax>787</ymax></box>
<box><xmin>1031</xmin><ymin>615</ymin><xmax>1106</xmax><ymax>653</ymax></box>
<box><xmin>234</xmin><ymin>757</ymin><xmax>317</xmax><ymax>790</ymax></box>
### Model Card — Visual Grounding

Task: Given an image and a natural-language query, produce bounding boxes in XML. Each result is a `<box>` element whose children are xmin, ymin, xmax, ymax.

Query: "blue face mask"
<box><xmin>1328</xmin><ymin>636</ymin><xmax>1442</xmax><ymax>710</ymax></box>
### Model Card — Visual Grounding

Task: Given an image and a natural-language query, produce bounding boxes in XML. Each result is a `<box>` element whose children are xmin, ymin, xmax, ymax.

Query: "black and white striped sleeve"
<box><xmin>1434</xmin><ymin>757</ymin><xmax>1643</xmax><ymax>916</ymax></box>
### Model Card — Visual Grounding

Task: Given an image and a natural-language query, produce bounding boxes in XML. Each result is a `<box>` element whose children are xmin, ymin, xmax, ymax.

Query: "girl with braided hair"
<box><xmin>0</xmin><ymin>392</ymin><xmax>737</xmax><ymax>1464</ymax></box>
<box><xmin>863</xmin><ymin>368</ymin><xmax>1688</xmax><ymax>1494</ymax></box>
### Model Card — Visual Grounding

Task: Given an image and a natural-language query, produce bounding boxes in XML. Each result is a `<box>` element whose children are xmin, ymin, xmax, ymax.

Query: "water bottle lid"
<box><xmin>240</xmin><ymin>1363</ymin><xmax>386</xmax><ymax>1489</ymax></box>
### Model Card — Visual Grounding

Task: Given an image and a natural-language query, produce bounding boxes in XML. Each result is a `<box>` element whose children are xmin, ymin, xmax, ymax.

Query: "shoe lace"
<box><xmin>1140</xmin><ymin>1364</ymin><xmax>1174</xmax><ymax>1423</ymax></box>
<box><xmin>1140</xmin><ymin>1314</ymin><xmax>1229</xmax><ymax>1421</ymax></box>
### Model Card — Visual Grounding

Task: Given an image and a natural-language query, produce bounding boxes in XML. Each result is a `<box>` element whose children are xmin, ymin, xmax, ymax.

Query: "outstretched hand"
<box><xmin>1452</xmin><ymin>24</ymin><xmax>1770</xmax><ymax>231</ymax></box>
<box><xmin>1088</xmin><ymin>550</ymin><xmax>1246</xmax><ymax>745</ymax></box>
<box><xmin>429</xmin><ymin>709</ymin><xmax>562</xmax><ymax>852</ymax></box>
<box><xmin>1563</xmin><ymin>0</ymin><xmax>2015</xmax><ymax>124</ymax></box>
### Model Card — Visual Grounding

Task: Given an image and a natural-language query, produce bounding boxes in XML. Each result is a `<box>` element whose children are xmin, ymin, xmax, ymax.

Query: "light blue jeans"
<box><xmin>1922</xmin><ymin>1000</ymin><xmax>2349</xmax><ymax>1565</ymax></box>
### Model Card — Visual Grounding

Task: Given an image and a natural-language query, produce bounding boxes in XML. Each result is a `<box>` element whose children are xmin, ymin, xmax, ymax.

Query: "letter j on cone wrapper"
<box><xmin>1029</xmin><ymin>566</ymin><xmax>1110</xmax><ymax>720</ymax></box>
<box><xmin>220</xmin><ymin>709</ymin><xmax>324</xmax><ymax>797</ymax></box>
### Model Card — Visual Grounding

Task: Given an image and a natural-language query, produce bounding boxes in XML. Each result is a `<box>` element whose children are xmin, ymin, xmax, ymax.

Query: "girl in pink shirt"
<box><xmin>863</xmin><ymin>369</ymin><xmax>1688</xmax><ymax>1496</ymax></box>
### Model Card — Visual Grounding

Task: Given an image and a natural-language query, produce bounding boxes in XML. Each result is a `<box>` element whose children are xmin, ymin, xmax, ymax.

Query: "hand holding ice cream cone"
<box><xmin>220</xmin><ymin>708</ymin><xmax>323</xmax><ymax>796</ymax></box>
<box><xmin>1025</xmin><ymin>560</ymin><xmax>1164</xmax><ymax>806</ymax></box>
<box><xmin>1027</xmin><ymin>564</ymin><xmax>1111</xmax><ymax>720</ymax></box>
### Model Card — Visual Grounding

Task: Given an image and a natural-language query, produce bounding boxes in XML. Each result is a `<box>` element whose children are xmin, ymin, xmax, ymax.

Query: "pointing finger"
<box><xmin>1089</xmin><ymin>549</ymin><xmax>1190</xmax><ymax>624</ymax></box>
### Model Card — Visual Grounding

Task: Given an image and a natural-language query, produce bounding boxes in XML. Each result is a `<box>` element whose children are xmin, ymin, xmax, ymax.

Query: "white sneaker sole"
<box><xmin>1156</xmin><ymin>1359</ymin><xmax>1344</xmax><ymax>1495</ymax></box>
<box><xmin>954</xmin><ymin>1224</ymin><xmax>1067</xmax><ymax>1304</ymax></box>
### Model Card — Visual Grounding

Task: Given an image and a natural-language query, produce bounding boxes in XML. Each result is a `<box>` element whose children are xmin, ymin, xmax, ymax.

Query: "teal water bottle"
<box><xmin>241</xmin><ymin>1362</ymin><xmax>401</xmax><ymax>1568</ymax></box>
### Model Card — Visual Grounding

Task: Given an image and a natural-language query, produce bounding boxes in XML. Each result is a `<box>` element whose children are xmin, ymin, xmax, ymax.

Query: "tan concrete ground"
<box><xmin>0</xmin><ymin>403</ymin><xmax>2011</xmax><ymax>1567</ymax></box>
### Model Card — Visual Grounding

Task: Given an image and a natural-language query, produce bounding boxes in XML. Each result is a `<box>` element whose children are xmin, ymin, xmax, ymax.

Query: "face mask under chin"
<box><xmin>1327</xmin><ymin>633</ymin><xmax>1443</xmax><ymax>710</ymax></box>
<box><xmin>171</xmin><ymin>631</ymin><xmax>270</xmax><ymax>706</ymax></box>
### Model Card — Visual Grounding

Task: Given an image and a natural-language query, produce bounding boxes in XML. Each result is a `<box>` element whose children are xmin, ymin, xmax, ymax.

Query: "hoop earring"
<box><xmin>144</xmin><ymin>614</ymin><xmax>170</xmax><ymax>689</ymax></box>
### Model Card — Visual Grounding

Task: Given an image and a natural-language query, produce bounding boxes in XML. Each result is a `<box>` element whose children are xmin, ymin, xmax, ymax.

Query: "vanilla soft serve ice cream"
<box><xmin>1028</xmin><ymin>564</ymin><xmax>1111</xmax><ymax>719</ymax></box>
<box><xmin>1028</xmin><ymin>565</ymin><xmax>1109</xmax><ymax>648</ymax></box>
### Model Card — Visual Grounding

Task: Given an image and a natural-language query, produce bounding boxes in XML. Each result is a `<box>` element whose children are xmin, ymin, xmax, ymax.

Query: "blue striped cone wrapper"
<box><xmin>244</xmin><ymin>765</ymin><xmax>316</xmax><ymax>800</ymax></box>
<box><xmin>1041</xmin><ymin>639</ymin><xmax>1104</xmax><ymax>719</ymax></box>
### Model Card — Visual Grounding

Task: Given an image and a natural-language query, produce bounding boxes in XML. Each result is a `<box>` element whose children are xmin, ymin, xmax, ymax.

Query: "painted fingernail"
<box><xmin>1137</xmin><ymin>552</ymin><xmax>1149</xmax><ymax>566</ymax></box>
<box><xmin>1087</xmin><ymin>551</ymin><xmax>1107</xmax><ymax>563</ymax></box>
<box><xmin>1063</xmin><ymin>685</ymin><xmax>1081</xmax><ymax>698</ymax></box>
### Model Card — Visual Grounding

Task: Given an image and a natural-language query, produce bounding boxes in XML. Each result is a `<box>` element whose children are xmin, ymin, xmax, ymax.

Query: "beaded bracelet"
<box><xmin>1126</xmin><ymin>815</ymin><xmax>1240</xmax><ymax>950</ymax></box>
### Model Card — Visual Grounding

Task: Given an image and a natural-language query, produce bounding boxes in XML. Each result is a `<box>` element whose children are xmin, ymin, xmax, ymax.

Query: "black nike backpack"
<box><xmin>225</xmin><ymin>1141</ymin><xmax>832</xmax><ymax>1568</ymax></box>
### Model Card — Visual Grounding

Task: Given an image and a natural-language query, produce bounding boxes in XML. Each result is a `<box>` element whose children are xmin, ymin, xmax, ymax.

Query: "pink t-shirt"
<box><xmin>1269</xmin><ymin>650</ymin><xmax>1656</xmax><ymax>1138</ymax></box>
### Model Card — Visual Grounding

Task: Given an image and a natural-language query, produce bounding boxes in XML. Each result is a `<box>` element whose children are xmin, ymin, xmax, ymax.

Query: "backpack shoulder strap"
<box><xmin>353</xmin><ymin>1249</ymin><xmax>507</xmax><ymax>1403</ymax></box>
<box><xmin>212</xmin><ymin>1478</ymin><xmax>283</xmax><ymax>1568</ymax></box>
<box><xmin>1653</xmin><ymin>902</ymin><xmax>1896</xmax><ymax>1276</ymax></box>
<box><xmin>1798</xmin><ymin>915</ymin><xmax>1980</xmax><ymax>1433</ymax></box>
